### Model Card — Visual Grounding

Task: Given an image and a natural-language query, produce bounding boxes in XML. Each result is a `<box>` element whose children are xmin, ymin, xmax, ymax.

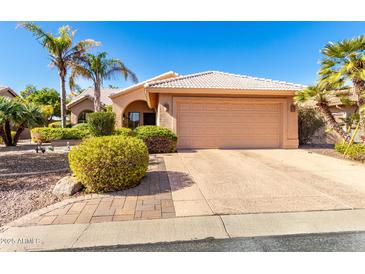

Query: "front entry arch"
<box><xmin>122</xmin><ymin>100</ymin><xmax>156</xmax><ymax>129</ymax></box>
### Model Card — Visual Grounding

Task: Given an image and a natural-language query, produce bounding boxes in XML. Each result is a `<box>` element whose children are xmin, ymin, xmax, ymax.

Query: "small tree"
<box><xmin>319</xmin><ymin>35</ymin><xmax>365</xmax><ymax>141</ymax></box>
<box><xmin>20</xmin><ymin>86</ymin><xmax>61</xmax><ymax>125</ymax></box>
<box><xmin>0</xmin><ymin>97</ymin><xmax>44</xmax><ymax>146</ymax></box>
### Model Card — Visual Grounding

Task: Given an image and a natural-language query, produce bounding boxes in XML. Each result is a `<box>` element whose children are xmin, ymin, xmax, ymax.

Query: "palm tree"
<box><xmin>69</xmin><ymin>52</ymin><xmax>138</xmax><ymax>112</ymax></box>
<box><xmin>0</xmin><ymin>97</ymin><xmax>44</xmax><ymax>146</ymax></box>
<box><xmin>319</xmin><ymin>35</ymin><xmax>365</xmax><ymax>141</ymax></box>
<box><xmin>295</xmin><ymin>84</ymin><xmax>351</xmax><ymax>142</ymax></box>
<box><xmin>19</xmin><ymin>22</ymin><xmax>100</xmax><ymax>128</ymax></box>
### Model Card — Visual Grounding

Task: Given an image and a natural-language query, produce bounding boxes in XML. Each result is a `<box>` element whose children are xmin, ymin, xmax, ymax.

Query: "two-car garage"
<box><xmin>144</xmin><ymin>71</ymin><xmax>302</xmax><ymax>149</ymax></box>
<box><xmin>175</xmin><ymin>97</ymin><xmax>283</xmax><ymax>149</ymax></box>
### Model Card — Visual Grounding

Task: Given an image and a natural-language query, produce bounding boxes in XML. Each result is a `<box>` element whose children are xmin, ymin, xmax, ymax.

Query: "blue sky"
<box><xmin>1</xmin><ymin>21</ymin><xmax>365</xmax><ymax>94</ymax></box>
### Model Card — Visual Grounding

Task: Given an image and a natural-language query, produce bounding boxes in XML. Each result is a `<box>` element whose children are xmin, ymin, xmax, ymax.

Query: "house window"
<box><xmin>128</xmin><ymin>112</ymin><xmax>140</xmax><ymax>129</ymax></box>
<box><xmin>77</xmin><ymin>110</ymin><xmax>93</xmax><ymax>123</ymax></box>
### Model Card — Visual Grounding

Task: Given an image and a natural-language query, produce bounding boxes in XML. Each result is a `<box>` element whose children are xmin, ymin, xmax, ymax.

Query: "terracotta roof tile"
<box><xmin>145</xmin><ymin>71</ymin><xmax>305</xmax><ymax>91</ymax></box>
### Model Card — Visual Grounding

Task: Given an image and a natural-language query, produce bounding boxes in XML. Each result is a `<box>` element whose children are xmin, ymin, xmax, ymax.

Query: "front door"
<box><xmin>143</xmin><ymin>112</ymin><xmax>156</xmax><ymax>125</ymax></box>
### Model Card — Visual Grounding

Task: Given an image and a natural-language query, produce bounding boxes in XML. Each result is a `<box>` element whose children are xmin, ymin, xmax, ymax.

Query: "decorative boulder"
<box><xmin>53</xmin><ymin>176</ymin><xmax>83</xmax><ymax>197</ymax></box>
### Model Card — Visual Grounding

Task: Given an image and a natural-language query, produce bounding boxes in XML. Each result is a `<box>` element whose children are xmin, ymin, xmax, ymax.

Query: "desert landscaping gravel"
<box><xmin>0</xmin><ymin>149</ymin><xmax>70</xmax><ymax>227</ymax></box>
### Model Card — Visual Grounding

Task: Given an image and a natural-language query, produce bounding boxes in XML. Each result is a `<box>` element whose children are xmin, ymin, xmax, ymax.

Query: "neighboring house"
<box><xmin>0</xmin><ymin>87</ymin><xmax>17</xmax><ymax>98</ymax></box>
<box><xmin>67</xmin><ymin>88</ymin><xmax>116</xmax><ymax>124</ymax></box>
<box><xmin>111</xmin><ymin>71</ymin><xmax>303</xmax><ymax>149</ymax></box>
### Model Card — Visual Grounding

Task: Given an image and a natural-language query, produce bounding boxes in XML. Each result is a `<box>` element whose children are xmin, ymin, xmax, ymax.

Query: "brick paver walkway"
<box><xmin>10</xmin><ymin>155</ymin><xmax>176</xmax><ymax>227</ymax></box>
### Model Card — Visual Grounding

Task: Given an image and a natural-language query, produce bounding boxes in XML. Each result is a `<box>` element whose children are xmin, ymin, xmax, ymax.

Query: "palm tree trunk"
<box><xmin>353</xmin><ymin>79</ymin><xmax>365</xmax><ymax>143</ymax></box>
<box><xmin>94</xmin><ymin>81</ymin><xmax>101</xmax><ymax>112</ymax></box>
<box><xmin>13</xmin><ymin>124</ymin><xmax>25</xmax><ymax>146</ymax></box>
<box><xmin>316</xmin><ymin>103</ymin><xmax>351</xmax><ymax>143</ymax></box>
<box><xmin>4</xmin><ymin>120</ymin><xmax>14</xmax><ymax>146</ymax></box>
<box><xmin>59</xmin><ymin>72</ymin><xmax>67</xmax><ymax>128</ymax></box>
<box><xmin>0</xmin><ymin>125</ymin><xmax>8</xmax><ymax>146</ymax></box>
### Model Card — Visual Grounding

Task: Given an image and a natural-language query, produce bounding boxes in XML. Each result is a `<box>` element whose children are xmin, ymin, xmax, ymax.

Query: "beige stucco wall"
<box><xmin>69</xmin><ymin>98</ymin><xmax>94</xmax><ymax>124</ymax></box>
<box><xmin>112</xmin><ymin>87</ymin><xmax>153</xmax><ymax>127</ymax></box>
<box><xmin>156</xmin><ymin>93</ymin><xmax>299</xmax><ymax>149</ymax></box>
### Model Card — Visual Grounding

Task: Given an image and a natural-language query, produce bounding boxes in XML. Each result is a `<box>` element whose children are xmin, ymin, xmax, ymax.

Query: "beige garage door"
<box><xmin>176</xmin><ymin>98</ymin><xmax>283</xmax><ymax>149</ymax></box>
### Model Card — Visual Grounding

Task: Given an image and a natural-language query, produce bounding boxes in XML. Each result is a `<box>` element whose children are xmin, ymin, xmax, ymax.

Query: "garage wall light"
<box><xmin>290</xmin><ymin>104</ymin><xmax>296</xmax><ymax>112</ymax></box>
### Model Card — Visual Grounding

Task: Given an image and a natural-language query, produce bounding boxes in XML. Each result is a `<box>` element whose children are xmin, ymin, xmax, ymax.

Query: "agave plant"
<box><xmin>69</xmin><ymin>52</ymin><xmax>138</xmax><ymax>111</ymax></box>
<box><xmin>295</xmin><ymin>84</ymin><xmax>351</xmax><ymax>142</ymax></box>
<box><xmin>19</xmin><ymin>22</ymin><xmax>100</xmax><ymax>127</ymax></box>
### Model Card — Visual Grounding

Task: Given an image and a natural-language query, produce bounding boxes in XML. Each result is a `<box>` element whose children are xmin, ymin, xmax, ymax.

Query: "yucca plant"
<box><xmin>319</xmin><ymin>35</ymin><xmax>365</xmax><ymax>141</ymax></box>
<box><xmin>69</xmin><ymin>52</ymin><xmax>138</xmax><ymax>111</ymax></box>
<box><xmin>295</xmin><ymin>84</ymin><xmax>351</xmax><ymax>142</ymax></box>
<box><xmin>19</xmin><ymin>22</ymin><xmax>100</xmax><ymax>127</ymax></box>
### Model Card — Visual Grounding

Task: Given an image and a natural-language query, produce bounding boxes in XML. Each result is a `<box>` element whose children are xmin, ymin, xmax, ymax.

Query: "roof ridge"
<box><xmin>110</xmin><ymin>71</ymin><xmax>179</xmax><ymax>98</ymax></box>
<box><xmin>145</xmin><ymin>71</ymin><xmax>214</xmax><ymax>87</ymax></box>
<box><xmin>210</xmin><ymin>71</ymin><xmax>305</xmax><ymax>87</ymax></box>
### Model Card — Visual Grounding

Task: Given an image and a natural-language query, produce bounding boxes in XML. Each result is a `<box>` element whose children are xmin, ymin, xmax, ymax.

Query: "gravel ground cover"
<box><xmin>0</xmin><ymin>149</ymin><xmax>70</xmax><ymax>227</ymax></box>
<box><xmin>301</xmin><ymin>144</ymin><xmax>364</xmax><ymax>163</ymax></box>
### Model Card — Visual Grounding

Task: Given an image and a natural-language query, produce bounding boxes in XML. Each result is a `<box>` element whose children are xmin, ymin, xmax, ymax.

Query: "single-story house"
<box><xmin>0</xmin><ymin>87</ymin><xmax>17</xmax><ymax>98</ymax></box>
<box><xmin>68</xmin><ymin>71</ymin><xmax>304</xmax><ymax>149</ymax></box>
<box><xmin>111</xmin><ymin>71</ymin><xmax>304</xmax><ymax>149</ymax></box>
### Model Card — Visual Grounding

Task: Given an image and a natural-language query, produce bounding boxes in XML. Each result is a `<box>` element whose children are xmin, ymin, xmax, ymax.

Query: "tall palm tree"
<box><xmin>0</xmin><ymin>97</ymin><xmax>44</xmax><ymax>146</ymax></box>
<box><xmin>69</xmin><ymin>52</ymin><xmax>138</xmax><ymax>111</ymax></box>
<box><xmin>19</xmin><ymin>22</ymin><xmax>100</xmax><ymax>127</ymax></box>
<box><xmin>295</xmin><ymin>84</ymin><xmax>351</xmax><ymax>142</ymax></box>
<box><xmin>319</xmin><ymin>35</ymin><xmax>365</xmax><ymax>141</ymax></box>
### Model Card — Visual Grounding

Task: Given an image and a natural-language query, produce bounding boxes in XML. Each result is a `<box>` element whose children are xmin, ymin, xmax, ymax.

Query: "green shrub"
<box><xmin>68</xmin><ymin>135</ymin><xmax>149</xmax><ymax>193</ymax></box>
<box><xmin>48</xmin><ymin>121</ymin><xmax>71</xmax><ymax>128</ymax></box>
<box><xmin>31</xmin><ymin>127</ymin><xmax>91</xmax><ymax>143</ymax></box>
<box><xmin>86</xmin><ymin>112</ymin><xmax>115</xmax><ymax>136</ymax></box>
<box><xmin>72</xmin><ymin>123</ymin><xmax>92</xmax><ymax>131</ymax></box>
<box><xmin>113</xmin><ymin>127</ymin><xmax>133</xmax><ymax>137</ymax></box>
<box><xmin>335</xmin><ymin>143</ymin><xmax>365</xmax><ymax>162</ymax></box>
<box><xmin>134</xmin><ymin>125</ymin><xmax>177</xmax><ymax>153</ymax></box>
<box><xmin>298</xmin><ymin>107</ymin><xmax>325</xmax><ymax>145</ymax></box>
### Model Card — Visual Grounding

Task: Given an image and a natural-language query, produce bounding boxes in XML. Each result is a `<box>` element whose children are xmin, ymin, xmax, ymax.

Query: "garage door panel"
<box><xmin>179</xmin><ymin>125</ymin><xmax>281</xmax><ymax>136</ymax></box>
<box><xmin>176</xmin><ymin>99</ymin><xmax>283</xmax><ymax>149</ymax></box>
<box><xmin>179</xmin><ymin>113</ymin><xmax>281</xmax><ymax>124</ymax></box>
<box><xmin>179</xmin><ymin>136</ymin><xmax>281</xmax><ymax>149</ymax></box>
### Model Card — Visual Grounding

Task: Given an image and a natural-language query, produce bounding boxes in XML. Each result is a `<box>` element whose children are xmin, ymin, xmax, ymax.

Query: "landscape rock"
<box><xmin>52</xmin><ymin>176</ymin><xmax>83</xmax><ymax>197</ymax></box>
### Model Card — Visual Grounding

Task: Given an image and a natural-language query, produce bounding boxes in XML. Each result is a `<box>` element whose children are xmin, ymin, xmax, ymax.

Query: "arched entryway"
<box><xmin>122</xmin><ymin>100</ymin><xmax>156</xmax><ymax>129</ymax></box>
<box><xmin>77</xmin><ymin>110</ymin><xmax>93</xmax><ymax>123</ymax></box>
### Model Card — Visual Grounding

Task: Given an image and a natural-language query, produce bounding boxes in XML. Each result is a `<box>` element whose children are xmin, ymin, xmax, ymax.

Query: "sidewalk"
<box><xmin>2</xmin><ymin>209</ymin><xmax>365</xmax><ymax>251</ymax></box>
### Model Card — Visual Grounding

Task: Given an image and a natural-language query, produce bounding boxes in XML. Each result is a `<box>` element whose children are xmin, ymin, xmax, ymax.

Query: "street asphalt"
<box><xmin>58</xmin><ymin>231</ymin><xmax>365</xmax><ymax>252</ymax></box>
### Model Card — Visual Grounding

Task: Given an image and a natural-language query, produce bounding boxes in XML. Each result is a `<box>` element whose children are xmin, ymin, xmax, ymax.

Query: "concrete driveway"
<box><xmin>162</xmin><ymin>149</ymin><xmax>365</xmax><ymax>217</ymax></box>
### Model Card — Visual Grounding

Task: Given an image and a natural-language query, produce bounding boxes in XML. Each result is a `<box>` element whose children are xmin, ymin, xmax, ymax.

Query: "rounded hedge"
<box><xmin>134</xmin><ymin>125</ymin><xmax>177</xmax><ymax>153</ymax></box>
<box><xmin>68</xmin><ymin>135</ymin><xmax>149</xmax><ymax>193</ymax></box>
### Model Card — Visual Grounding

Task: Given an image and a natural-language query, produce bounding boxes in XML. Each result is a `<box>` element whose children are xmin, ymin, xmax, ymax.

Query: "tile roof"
<box><xmin>67</xmin><ymin>88</ymin><xmax>116</xmax><ymax>108</ymax></box>
<box><xmin>145</xmin><ymin>71</ymin><xmax>305</xmax><ymax>91</ymax></box>
<box><xmin>0</xmin><ymin>87</ymin><xmax>17</xmax><ymax>97</ymax></box>
<box><xmin>109</xmin><ymin>71</ymin><xmax>178</xmax><ymax>98</ymax></box>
